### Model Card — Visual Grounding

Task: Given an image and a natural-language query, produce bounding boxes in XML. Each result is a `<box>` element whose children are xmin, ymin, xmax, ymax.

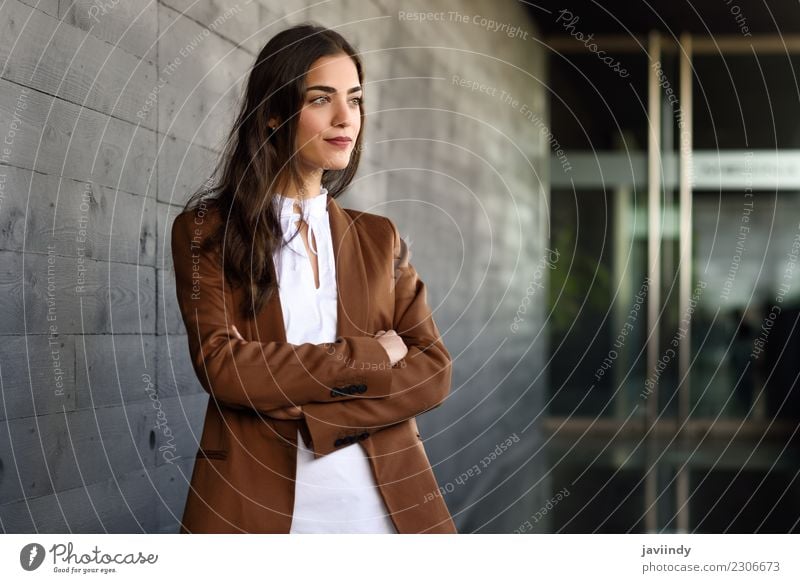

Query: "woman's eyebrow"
<box><xmin>306</xmin><ymin>85</ymin><xmax>362</xmax><ymax>94</ymax></box>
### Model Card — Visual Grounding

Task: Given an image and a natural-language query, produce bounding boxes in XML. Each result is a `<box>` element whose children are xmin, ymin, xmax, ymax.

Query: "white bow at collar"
<box><xmin>273</xmin><ymin>186</ymin><xmax>329</xmax><ymax>271</ymax></box>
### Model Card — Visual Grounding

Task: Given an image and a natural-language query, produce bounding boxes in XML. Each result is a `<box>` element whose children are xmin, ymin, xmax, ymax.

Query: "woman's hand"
<box><xmin>263</xmin><ymin>405</ymin><xmax>304</xmax><ymax>420</ymax></box>
<box><xmin>374</xmin><ymin>329</ymin><xmax>408</xmax><ymax>365</ymax></box>
<box><xmin>264</xmin><ymin>331</ymin><xmax>406</xmax><ymax>418</ymax></box>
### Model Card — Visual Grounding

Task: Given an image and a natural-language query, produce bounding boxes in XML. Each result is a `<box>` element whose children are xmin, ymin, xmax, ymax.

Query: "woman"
<box><xmin>171</xmin><ymin>23</ymin><xmax>456</xmax><ymax>533</ymax></box>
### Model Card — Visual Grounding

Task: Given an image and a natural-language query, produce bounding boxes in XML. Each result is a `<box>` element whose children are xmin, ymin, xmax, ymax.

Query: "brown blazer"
<box><xmin>170</xmin><ymin>193</ymin><xmax>457</xmax><ymax>533</ymax></box>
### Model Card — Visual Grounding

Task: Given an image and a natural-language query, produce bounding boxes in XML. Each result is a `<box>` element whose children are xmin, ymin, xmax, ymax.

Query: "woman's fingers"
<box><xmin>264</xmin><ymin>405</ymin><xmax>303</xmax><ymax>419</ymax></box>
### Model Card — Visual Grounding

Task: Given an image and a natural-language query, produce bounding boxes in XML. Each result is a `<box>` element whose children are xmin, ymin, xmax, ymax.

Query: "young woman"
<box><xmin>171</xmin><ymin>23</ymin><xmax>456</xmax><ymax>533</ymax></box>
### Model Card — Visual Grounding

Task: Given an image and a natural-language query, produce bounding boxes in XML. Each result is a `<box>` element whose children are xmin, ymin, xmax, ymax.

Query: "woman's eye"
<box><xmin>310</xmin><ymin>95</ymin><xmax>363</xmax><ymax>106</ymax></box>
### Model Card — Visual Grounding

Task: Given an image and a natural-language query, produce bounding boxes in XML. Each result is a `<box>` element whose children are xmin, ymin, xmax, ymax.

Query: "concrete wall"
<box><xmin>0</xmin><ymin>0</ymin><xmax>549</xmax><ymax>533</ymax></box>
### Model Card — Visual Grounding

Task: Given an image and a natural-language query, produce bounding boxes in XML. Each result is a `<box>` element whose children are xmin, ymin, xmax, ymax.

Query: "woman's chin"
<box><xmin>321</xmin><ymin>157</ymin><xmax>352</xmax><ymax>171</ymax></box>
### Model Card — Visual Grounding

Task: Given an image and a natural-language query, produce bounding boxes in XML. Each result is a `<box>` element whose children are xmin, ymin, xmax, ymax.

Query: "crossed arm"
<box><xmin>172</xmin><ymin>210</ymin><xmax>452</xmax><ymax>457</ymax></box>
<box><xmin>296</xmin><ymin>217</ymin><xmax>452</xmax><ymax>456</ymax></box>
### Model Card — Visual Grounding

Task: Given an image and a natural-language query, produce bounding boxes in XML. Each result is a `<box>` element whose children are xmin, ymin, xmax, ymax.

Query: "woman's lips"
<box><xmin>325</xmin><ymin>138</ymin><xmax>351</xmax><ymax>148</ymax></box>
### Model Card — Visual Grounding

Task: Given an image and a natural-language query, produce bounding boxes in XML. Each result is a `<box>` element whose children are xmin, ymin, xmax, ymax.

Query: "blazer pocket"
<box><xmin>196</xmin><ymin>448</ymin><xmax>228</xmax><ymax>461</ymax></box>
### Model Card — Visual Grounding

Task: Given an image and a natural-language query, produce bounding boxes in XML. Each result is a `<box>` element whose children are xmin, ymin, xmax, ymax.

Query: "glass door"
<box><xmin>546</xmin><ymin>31</ymin><xmax>800</xmax><ymax>533</ymax></box>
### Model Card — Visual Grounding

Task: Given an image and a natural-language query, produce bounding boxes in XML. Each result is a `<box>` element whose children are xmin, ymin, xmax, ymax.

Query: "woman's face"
<box><xmin>294</xmin><ymin>53</ymin><xmax>362</xmax><ymax>173</ymax></box>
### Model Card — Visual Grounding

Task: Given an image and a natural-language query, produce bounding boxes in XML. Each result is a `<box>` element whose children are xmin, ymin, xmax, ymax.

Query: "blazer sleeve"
<box><xmin>301</xmin><ymin>217</ymin><xmax>453</xmax><ymax>457</ymax></box>
<box><xmin>171</xmin><ymin>209</ymin><xmax>394</xmax><ymax>412</ymax></box>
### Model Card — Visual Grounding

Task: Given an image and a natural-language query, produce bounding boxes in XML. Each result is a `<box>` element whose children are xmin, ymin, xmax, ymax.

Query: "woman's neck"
<box><xmin>276</xmin><ymin>171</ymin><xmax>324</xmax><ymax>199</ymax></box>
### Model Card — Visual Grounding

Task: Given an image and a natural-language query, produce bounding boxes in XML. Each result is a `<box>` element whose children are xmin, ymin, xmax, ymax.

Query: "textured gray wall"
<box><xmin>0</xmin><ymin>0</ymin><xmax>549</xmax><ymax>533</ymax></box>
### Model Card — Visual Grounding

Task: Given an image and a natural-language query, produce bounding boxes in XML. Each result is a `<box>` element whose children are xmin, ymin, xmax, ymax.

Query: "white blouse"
<box><xmin>272</xmin><ymin>185</ymin><xmax>397</xmax><ymax>534</ymax></box>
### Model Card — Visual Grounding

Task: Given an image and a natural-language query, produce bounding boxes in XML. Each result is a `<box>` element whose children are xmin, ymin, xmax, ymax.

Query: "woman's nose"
<box><xmin>332</xmin><ymin>99</ymin><xmax>352</xmax><ymax>126</ymax></box>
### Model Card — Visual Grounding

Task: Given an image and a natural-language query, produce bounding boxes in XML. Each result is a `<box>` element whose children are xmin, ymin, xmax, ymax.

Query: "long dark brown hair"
<box><xmin>182</xmin><ymin>23</ymin><xmax>366</xmax><ymax>320</ymax></box>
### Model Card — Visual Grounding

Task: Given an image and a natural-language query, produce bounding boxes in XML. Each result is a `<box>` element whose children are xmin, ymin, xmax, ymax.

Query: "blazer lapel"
<box><xmin>252</xmin><ymin>193</ymin><xmax>370</xmax><ymax>342</ymax></box>
<box><xmin>326</xmin><ymin>193</ymin><xmax>371</xmax><ymax>339</ymax></box>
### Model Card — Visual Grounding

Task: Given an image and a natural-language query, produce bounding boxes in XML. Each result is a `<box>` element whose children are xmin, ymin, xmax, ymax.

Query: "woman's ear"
<box><xmin>267</xmin><ymin>117</ymin><xmax>280</xmax><ymax>140</ymax></box>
